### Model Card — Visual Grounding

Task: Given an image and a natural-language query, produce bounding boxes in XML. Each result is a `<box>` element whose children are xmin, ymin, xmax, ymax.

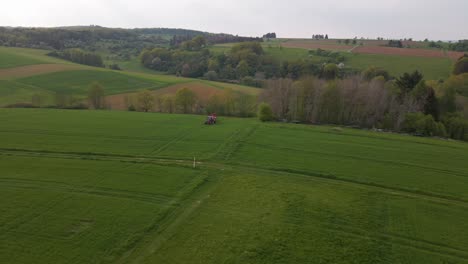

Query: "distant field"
<box><xmin>1</xmin><ymin>109</ymin><xmax>468</xmax><ymax>263</ymax></box>
<box><xmin>212</xmin><ymin>44</ymin><xmax>329</xmax><ymax>62</ymax></box>
<box><xmin>18</xmin><ymin>70</ymin><xmax>165</xmax><ymax>96</ymax></box>
<box><xmin>343</xmin><ymin>53</ymin><xmax>453</xmax><ymax>80</ymax></box>
<box><xmin>353</xmin><ymin>46</ymin><xmax>465</xmax><ymax>60</ymax></box>
<box><xmin>0</xmin><ymin>80</ymin><xmax>54</xmax><ymax>106</ymax></box>
<box><xmin>0</xmin><ymin>47</ymin><xmax>70</xmax><ymax>68</ymax></box>
<box><xmin>282</xmin><ymin>40</ymin><xmax>353</xmax><ymax>51</ymax></box>
<box><xmin>0</xmin><ymin>64</ymin><xmax>83</xmax><ymax>80</ymax></box>
<box><xmin>264</xmin><ymin>46</ymin><xmax>328</xmax><ymax>62</ymax></box>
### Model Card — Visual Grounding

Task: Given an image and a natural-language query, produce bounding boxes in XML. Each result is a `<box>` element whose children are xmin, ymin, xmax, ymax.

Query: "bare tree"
<box><xmin>261</xmin><ymin>79</ymin><xmax>294</xmax><ymax>120</ymax></box>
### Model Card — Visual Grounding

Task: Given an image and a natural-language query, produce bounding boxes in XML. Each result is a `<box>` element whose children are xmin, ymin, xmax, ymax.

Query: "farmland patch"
<box><xmin>0</xmin><ymin>64</ymin><xmax>82</xmax><ymax>80</ymax></box>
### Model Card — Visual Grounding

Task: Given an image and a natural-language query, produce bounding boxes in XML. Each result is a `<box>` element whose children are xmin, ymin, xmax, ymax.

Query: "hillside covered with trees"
<box><xmin>0</xmin><ymin>26</ymin><xmax>261</xmax><ymax>61</ymax></box>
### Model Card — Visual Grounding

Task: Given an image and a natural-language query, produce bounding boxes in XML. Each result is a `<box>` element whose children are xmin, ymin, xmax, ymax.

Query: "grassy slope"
<box><xmin>212</xmin><ymin>44</ymin><xmax>327</xmax><ymax>62</ymax></box>
<box><xmin>18</xmin><ymin>70</ymin><xmax>167</xmax><ymax>96</ymax></box>
<box><xmin>343</xmin><ymin>53</ymin><xmax>453</xmax><ymax>80</ymax></box>
<box><xmin>1</xmin><ymin>109</ymin><xmax>468</xmax><ymax>263</ymax></box>
<box><xmin>0</xmin><ymin>80</ymin><xmax>55</xmax><ymax>106</ymax></box>
<box><xmin>0</xmin><ymin>47</ymin><xmax>72</xmax><ymax>68</ymax></box>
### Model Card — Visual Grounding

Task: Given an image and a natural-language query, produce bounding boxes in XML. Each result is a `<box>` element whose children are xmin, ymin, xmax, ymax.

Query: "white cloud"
<box><xmin>1</xmin><ymin>0</ymin><xmax>467</xmax><ymax>40</ymax></box>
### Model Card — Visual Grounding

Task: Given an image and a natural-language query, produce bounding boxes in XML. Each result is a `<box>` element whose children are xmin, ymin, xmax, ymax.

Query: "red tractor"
<box><xmin>205</xmin><ymin>113</ymin><xmax>217</xmax><ymax>125</ymax></box>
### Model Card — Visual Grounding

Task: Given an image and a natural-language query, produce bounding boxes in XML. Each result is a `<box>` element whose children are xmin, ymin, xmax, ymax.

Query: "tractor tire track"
<box><xmin>214</xmin><ymin>124</ymin><xmax>258</xmax><ymax>161</ymax></box>
<box><xmin>149</xmin><ymin>129</ymin><xmax>194</xmax><ymax>156</ymax></box>
<box><xmin>0</xmin><ymin>178</ymin><xmax>173</xmax><ymax>205</ymax></box>
<box><xmin>243</xmin><ymin>142</ymin><xmax>468</xmax><ymax>178</ymax></box>
<box><xmin>3</xmin><ymin>148</ymin><xmax>468</xmax><ymax>208</ymax></box>
<box><xmin>114</xmin><ymin>171</ymin><xmax>219</xmax><ymax>264</ymax></box>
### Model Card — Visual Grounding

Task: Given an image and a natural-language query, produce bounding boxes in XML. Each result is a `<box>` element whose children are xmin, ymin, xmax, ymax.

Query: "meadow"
<box><xmin>0</xmin><ymin>46</ymin><xmax>71</xmax><ymax>69</ymax></box>
<box><xmin>343</xmin><ymin>53</ymin><xmax>453</xmax><ymax>80</ymax></box>
<box><xmin>1</xmin><ymin>108</ymin><xmax>468</xmax><ymax>263</ymax></box>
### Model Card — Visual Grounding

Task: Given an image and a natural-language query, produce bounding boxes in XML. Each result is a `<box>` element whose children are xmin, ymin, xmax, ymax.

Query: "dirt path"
<box><xmin>348</xmin><ymin>45</ymin><xmax>360</xmax><ymax>53</ymax></box>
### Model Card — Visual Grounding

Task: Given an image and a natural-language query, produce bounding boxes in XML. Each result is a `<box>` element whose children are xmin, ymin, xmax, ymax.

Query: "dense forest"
<box><xmin>0</xmin><ymin>26</ymin><xmax>261</xmax><ymax>60</ymax></box>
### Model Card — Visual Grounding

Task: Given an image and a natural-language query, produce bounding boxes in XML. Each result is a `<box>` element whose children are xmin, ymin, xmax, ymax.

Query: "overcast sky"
<box><xmin>1</xmin><ymin>0</ymin><xmax>467</xmax><ymax>40</ymax></box>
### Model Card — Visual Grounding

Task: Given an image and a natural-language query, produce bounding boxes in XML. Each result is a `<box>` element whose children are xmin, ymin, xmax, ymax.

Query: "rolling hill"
<box><xmin>0</xmin><ymin>47</ymin><xmax>260</xmax><ymax>107</ymax></box>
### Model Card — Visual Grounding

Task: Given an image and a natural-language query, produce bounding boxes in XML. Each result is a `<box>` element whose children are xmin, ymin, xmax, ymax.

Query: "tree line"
<box><xmin>258</xmin><ymin>68</ymin><xmax>468</xmax><ymax>141</ymax></box>
<box><xmin>48</xmin><ymin>49</ymin><xmax>104</xmax><ymax>67</ymax></box>
<box><xmin>0</xmin><ymin>26</ymin><xmax>261</xmax><ymax>61</ymax></box>
<box><xmin>122</xmin><ymin>88</ymin><xmax>257</xmax><ymax>117</ymax></box>
<box><xmin>450</xmin><ymin>40</ymin><xmax>468</xmax><ymax>52</ymax></box>
<box><xmin>21</xmin><ymin>81</ymin><xmax>258</xmax><ymax>118</ymax></box>
<box><xmin>387</xmin><ymin>40</ymin><xmax>404</xmax><ymax>48</ymax></box>
<box><xmin>263</xmin><ymin>33</ymin><xmax>277</xmax><ymax>39</ymax></box>
<box><xmin>312</xmin><ymin>34</ymin><xmax>328</xmax><ymax>40</ymax></box>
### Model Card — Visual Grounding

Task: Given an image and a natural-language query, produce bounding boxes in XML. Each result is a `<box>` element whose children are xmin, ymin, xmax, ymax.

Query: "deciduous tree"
<box><xmin>137</xmin><ymin>90</ymin><xmax>154</xmax><ymax>112</ymax></box>
<box><xmin>175</xmin><ymin>88</ymin><xmax>197</xmax><ymax>114</ymax></box>
<box><xmin>88</xmin><ymin>82</ymin><xmax>105</xmax><ymax>109</ymax></box>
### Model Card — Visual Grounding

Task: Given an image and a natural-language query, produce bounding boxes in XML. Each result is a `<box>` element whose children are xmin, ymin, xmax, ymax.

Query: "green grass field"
<box><xmin>0</xmin><ymin>80</ymin><xmax>54</xmax><ymax>106</ymax></box>
<box><xmin>212</xmin><ymin>44</ymin><xmax>327</xmax><ymax>62</ymax></box>
<box><xmin>343</xmin><ymin>53</ymin><xmax>453</xmax><ymax>80</ymax></box>
<box><xmin>1</xmin><ymin>108</ymin><xmax>468</xmax><ymax>263</ymax></box>
<box><xmin>18</xmin><ymin>70</ymin><xmax>166</xmax><ymax>96</ymax></box>
<box><xmin>0</xmin><ymin>47</ymin><xmax>71</xmax><ymax>68</ymax></box>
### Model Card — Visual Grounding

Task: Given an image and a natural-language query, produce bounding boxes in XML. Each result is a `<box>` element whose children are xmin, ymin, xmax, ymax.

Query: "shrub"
<box><xmin>128</xmin><ymin>105</ymin><xmax>136</xmax><ymax>111</ymax></box>
<box><xmin>109</xmin><ymin>64</ymin><xmax>122</xmax><ymax>71</ymax></box>
<box><xmin>258</xmin><ymin>103</ymin><xmax>273</xmax><ymax>122</ymax></box>
<box><xmin>403</xmin><ymin>112</ymin><xmax>446</xmax><ymax>137</ymax></box>
<box><xmin>441</xmin><ymin>113</ymin><xmax>468</xmax><ymax>141</ymax></box>
<box><xmin>204</xmin><ymin>70</ymin><xmax>218</xmax><ymax>81</ymax></box>
<box><xmin>453</xmin><ymin>57</ymin><xmax>468</xmax><ymax>75</ymax></box>
<box><xmin>322</xmin><ymin>64</ymin><xmax>339</xmax><ymax>80</ymax></box>
<box><xmin>241</xmin><ymin>76</ymin><xmax>263</xmax><ymax>87</ymax></box>
<box><xmin>362</xmin><ymin>67</ymin><xmax>390</xmax><ymax>81</ymax></box>
<box><xmin>5</xmin><ymin>103</ymin><xmax>37</xmax><ymax>108</ymax></box>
